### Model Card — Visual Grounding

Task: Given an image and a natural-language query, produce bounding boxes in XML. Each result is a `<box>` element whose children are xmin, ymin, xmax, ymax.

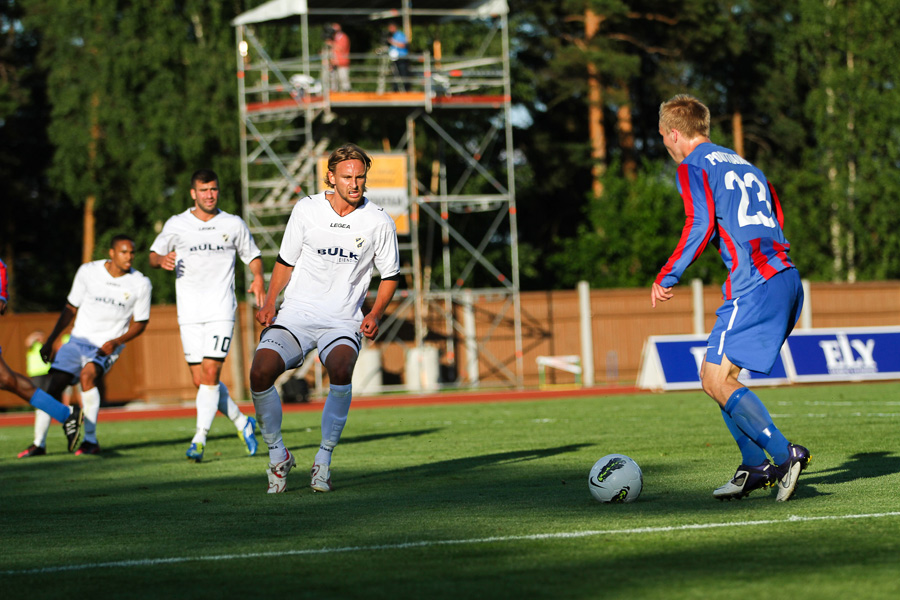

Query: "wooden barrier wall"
<box><xmin>1</xmin><ymin>281</ymin><xmax>898</xmax><ymax>407</ymax></box>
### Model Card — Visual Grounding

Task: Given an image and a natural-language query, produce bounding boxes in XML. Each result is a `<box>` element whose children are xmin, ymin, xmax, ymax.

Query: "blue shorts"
<box><xmin>706</xmin><ymin>268</ymin><xmax>803</xmax><ymax>374</ymax></box>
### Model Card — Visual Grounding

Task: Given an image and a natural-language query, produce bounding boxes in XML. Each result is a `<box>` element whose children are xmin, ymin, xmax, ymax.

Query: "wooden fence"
<box><xmin>1</xmin><ymin>281</ymin><xmax>898</xmax><ymax>407</ymax></box>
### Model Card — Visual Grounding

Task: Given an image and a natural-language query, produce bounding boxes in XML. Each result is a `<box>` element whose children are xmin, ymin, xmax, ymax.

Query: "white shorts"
<box><xmin>179</xmin><ymin>321</ymin><xmax>235</xmax><ymax>364</ymax></box>
<box><xmin>51</xmin><ymin>336</ymin><xmax>123</xmax><ymax>385</ymax></box>
<box><xmin>256</xmin><ymin>319</ymin><xmax>362</xmax><ymax>369</ymax></box>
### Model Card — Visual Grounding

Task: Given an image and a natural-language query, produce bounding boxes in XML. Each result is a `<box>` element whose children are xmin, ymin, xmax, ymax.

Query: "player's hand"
<box><xmin>248</xmin><ymin>277</ymin><xmax>266</xmax><ymax>308</ymax></box>
<box><xmin>256</xmin><ymin>303</ymin><xmax>277</xmax><ymax>327</ymax></box>
<box><xmin>39</xmin><ymin>343</ymin><xmax>55</xmax><ymax>364</ymax></box>
<box><xmin>0</xmin><ymin>299</ymin><xmax>6</xmax><ymax>315</ymax></box>
<box><xmin>650</xmin><ymin>282</ymin><xmax>674</xmax><ymax>308</ymax></box>
<box><xmin>97</xmin><ymin>341</ymin><xmax>116</xmax><ymax>357</ymax></box>
<box><xmin>360</xmin><ymin>314</ymin><xmax>380</xmax><ymax>340</ymax></box>
<box><xmin>159</xmin><ymin>251</ymin><xmax>178</xmax><ymax>271</ymax></box>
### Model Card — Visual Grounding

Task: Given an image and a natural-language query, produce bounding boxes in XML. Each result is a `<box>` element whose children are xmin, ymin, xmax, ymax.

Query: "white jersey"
<box><xmin>67</xmin><ymin>260</ymin><xmax>152</xmax><ymax>348</ymax></box>
<box><xmin>277</xmin><ymin>192</ymin><xmax>400</xmax><ymax>325</ymax></box>
<box><xmin>149</xmin><ymin>208</ymin><xmax>261</xmax><ymax>325</ymax></box>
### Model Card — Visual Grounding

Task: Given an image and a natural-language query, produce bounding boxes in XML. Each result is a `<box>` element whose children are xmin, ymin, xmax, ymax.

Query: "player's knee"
<box><xmin>326</xmin><ymin>362</ymin><xmax>354</xmax><ymax>385</ymax></box>
<box><xmin>199</xmin><ymin>364</ymin><xmax>221</xmax><ymax>386</ymax></box>
<box><xmin>0</xmin><ymin>368</ymin><xmax>14</xmax><ymax>390</ymax></box>
<box><xmin>249</xmin><ymin>367</ymin><xmax>272</xmax><ymax>392</ymax></box>
<box><xmin>700</xmin><ymin>372</ymin><xmax>733</xmax><ymax>406</ymax></box>
<box><xmin>79</xmin><ymin>371</ymin><xmax>98</xmax><ymax>390</ymax></box>
<box><xmin>700</xmin><ymin>376</ymin><xmax>719</xmax><ymax>400</ymax></box>
<box><xmin>249</xmin><ymin>356</ymin><xmax>281</xmax><ymax>392</ymax></box>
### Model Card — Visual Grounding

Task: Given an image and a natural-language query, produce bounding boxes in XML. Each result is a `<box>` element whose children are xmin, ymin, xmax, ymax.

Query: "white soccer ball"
<box><xmin>588</xmin><ymin>454</ymin><xmax>643</xmax><ymax>503</ymax></box>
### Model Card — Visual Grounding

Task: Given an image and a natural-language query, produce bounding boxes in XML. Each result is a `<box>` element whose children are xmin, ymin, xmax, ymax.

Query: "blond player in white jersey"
<box><xmin>250</xmin><ymin>143</ymin><xmax>400</xmax><ymax>494</ymax></box>
<box><xmin>149</xmin><ymin>169</ymin><xmax>266</xmax><ymax>462</ymax></box>
<box><xmin>17</xmin><ymin>235</ymin><xmax>152</xmax><ymax>457</ymax></box>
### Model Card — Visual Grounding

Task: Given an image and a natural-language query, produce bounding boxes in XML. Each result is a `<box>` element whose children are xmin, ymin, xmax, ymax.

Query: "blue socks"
<box><xmin>721</xmin><ymin>408</ymin><xmax>768</xmax><ymax>466</ymax></box>
<box><xmin>29</xmin><ymin>389</ymin><xmax>71</xmax><ymax>424</ymax></box>
<box><xmin>723</xmin><ymin>388</ymin><xmax>790</xmax><ymax>465</ymax></box>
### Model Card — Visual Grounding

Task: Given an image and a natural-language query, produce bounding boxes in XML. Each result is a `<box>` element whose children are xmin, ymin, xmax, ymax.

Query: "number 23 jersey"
<box><xmin>655</xmin><ymin>142</ymin><xmax>795</xmax><ymax>300</ymax></box>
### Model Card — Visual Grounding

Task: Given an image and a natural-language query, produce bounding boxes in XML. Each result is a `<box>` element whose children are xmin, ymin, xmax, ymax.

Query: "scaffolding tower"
<box><xmin>232</xmin><ymin>0</ymin><xmax>522</xmax><ymax>392</ymax></box>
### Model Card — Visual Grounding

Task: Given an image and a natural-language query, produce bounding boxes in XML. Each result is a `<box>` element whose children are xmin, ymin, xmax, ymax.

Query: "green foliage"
<box><xmin>5</xmin><ymin>0</ymin><xmax>900</xmax><ymax>309</ymax></box>
<box><xmin>544</xmin><ymin>160</ymin><xmax>722</xmax><ymax>289</ymax></box>
<box><xmin>772</xmin><ymin>0</ymin><xmax>900</xmax><ymax>281</ymax></box>
<box><xmin>17</xmin><ymin>0</ymin><xmax>261</xmax><ymax>305</ymax></box>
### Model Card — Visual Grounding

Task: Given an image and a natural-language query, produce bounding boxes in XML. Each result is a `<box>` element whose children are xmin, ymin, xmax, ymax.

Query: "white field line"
<box><xmin>4</xmin><ymin>511</ymin><xmax>899</xmax><ymax>576</ymax></box>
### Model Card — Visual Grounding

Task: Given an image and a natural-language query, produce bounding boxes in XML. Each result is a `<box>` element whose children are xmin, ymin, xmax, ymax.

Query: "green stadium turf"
<box><xmin>1</xmin><ymin>382</ymin><xmax>899</xmax><ymax>599</ymax></box>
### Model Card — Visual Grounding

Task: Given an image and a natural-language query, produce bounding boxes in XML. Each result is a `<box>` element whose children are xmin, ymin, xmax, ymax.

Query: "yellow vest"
<box><xmin>26</xmin><ymin>343</ymin><xmax>50</xmax><ymax>377</ymax></box>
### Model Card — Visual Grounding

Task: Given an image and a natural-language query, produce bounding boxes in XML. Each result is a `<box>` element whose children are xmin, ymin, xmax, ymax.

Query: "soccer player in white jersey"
<box><xmin>250</xmin><ymin>143</ymin><xmax>400</xmax><ymax>493</ymax></box>
<box><xmin>149</xmin><ymin>169</ymin><xmax>266</xmax><ymax>462</ymax></box>
<box><xmin>16</xmin><ymin>235</ymin><xmax>151</xmax><ymax>457</ymax></box>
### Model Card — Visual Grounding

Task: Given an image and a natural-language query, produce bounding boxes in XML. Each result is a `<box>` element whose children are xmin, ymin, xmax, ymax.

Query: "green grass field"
<box><xmin>2</xmin><ymin>382</ymin><xmax>899</xmax><ymax>599</ymax></box>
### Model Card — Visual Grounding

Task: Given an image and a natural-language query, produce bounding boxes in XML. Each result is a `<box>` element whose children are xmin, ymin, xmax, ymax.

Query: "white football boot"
<box><xmin>310</xmin><ymin>463</ymin><xmax>333</xmax><ymax>492</ymax></box>
<box><xmin>266</xmin><ymin>449</ymin><xmax>295</xmax><ymax>494</ymax></box>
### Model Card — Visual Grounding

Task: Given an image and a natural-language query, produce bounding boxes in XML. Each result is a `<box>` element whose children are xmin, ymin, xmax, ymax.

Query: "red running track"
<box><xmin>0</xmin><ymin>386</ymin><xmax>639</xmax><ymax>427</ymax></box>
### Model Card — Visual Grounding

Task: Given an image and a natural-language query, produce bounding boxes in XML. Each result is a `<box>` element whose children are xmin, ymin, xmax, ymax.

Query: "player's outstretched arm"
<box><xmin>40</xmin><ymin>303</ymin><xmax>77</xmax><ymax>363</ymax></box>
<box><xmin>650</xmin><ymin>282</ymin><xmax>674</xmax><ymax>308</ymax></box>
<box><xmin>361</xmin><ymin>278</ymin><xmax>399</xmax><ymax>340</ymax></box>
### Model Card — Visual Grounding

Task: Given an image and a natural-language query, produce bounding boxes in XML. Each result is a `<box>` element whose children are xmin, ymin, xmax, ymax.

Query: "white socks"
<box><xmin>33</xmin><ymin>409</ymin><xmax>52</xmax><ymax>447</ymax></box>
<box><xmin>252</xmin><ymin>385</ymin><xmax>286</xmax><ymax>464</ymax></box>
<box><xmin>81</xmin><ymin>387</ymin><xmax>101</xmax><ymax>444</ymax></box>
<box><xmin>314</xmin><ymin>383</ymin><xmax>352</xmax><ymax>466</ymax></box>
<box><xmin>33</xmin><ymin>387</ymin><xmax>101</xmax><ymax>447</ymax></box>
<box><xmin>217</xmin><ymin>382</ymin><xmax>248</xmax><ymax>431</ymax></box>
<box><xmin>192</xmin><ymin>384</ymin><xmax>219</xmax><ymax>445</ymax></box>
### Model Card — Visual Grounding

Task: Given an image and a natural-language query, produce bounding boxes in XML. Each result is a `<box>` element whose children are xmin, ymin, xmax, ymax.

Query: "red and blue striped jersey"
<box><xmin>0</xmin><ymin>258</ymin><xmax>8</xmax><ymax>304</ymax></box>
<box><xmin>655</xmin><ymin>142</ymin><xmax>795</xmax><ymax>300</ymax></box>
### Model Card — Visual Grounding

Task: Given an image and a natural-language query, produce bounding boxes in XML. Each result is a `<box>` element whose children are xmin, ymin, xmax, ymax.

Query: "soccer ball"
<box><xmin>588</xmin><ymin>454</ymin><xmax>643</xmax><ymax>503</ymax></box>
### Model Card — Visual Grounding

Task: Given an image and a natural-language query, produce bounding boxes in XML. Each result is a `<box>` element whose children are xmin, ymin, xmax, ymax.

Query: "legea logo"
<box><xmin>818</xmin><ymin>333</ymin><xmax>877</xmax><ymax>375</ymax></box>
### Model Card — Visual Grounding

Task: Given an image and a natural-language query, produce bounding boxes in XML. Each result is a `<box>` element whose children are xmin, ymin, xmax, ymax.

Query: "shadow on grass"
<box><xmin>278</xmin><ymin>427</ymin><xmax>444</xmax><ymax>452</ymax></box>
<box><xmin>803</xmin><ymin>451</ymin><xmax>900</xmax><ymax>485</ymax></box>
<box><xmin>341</xmin><ymin>443</ymin><xmax>593</xmax><ymax>487</ymax></box>
<box><xmin>96</xmin><ymin>422</ymin><xmax>442</xmax><ymax>455</ymax></box>
<box><xmin>9</xmin><ymin>427</ymin><xmax>443</xmax><ymax>462</ymax></box>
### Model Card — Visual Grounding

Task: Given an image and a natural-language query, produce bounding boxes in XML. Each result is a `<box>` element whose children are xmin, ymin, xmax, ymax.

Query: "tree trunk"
<box><xmin>732</xmin><ymin>111</ymin><xmax>744</xmax><ymax>157</ymax></box>
<box><xmin>586</xmin><ymin>9</ymin><xmax>606</xmax><ymax>197</ymax></box>
<box><xmin>82</xmin><ymin>92</ymin><xmax>100</xmax><ymax>263</ymax></box>
<box><xmin>617</xmin><ymin>94</ymin><xmax>636</xmax><ymax>179</ymax></box>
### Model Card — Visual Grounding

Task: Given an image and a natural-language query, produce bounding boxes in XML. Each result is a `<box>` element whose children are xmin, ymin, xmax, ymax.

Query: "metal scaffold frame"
<box><xmin>232</xmin><ymin>0</ymin><xmax>523</xmax><ymax>393</ymax></box>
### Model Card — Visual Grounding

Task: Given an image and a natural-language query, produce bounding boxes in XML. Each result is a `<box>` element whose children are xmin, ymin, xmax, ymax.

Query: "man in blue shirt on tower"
<box><xmin>386</xmin><ymin>22</ymin><xmax>409</xmax><ymax>91</ymax></box>
<box><xmin>651</xmin><ymin>94</ymin><xmax>811</xmax><ymax>502</ymax></box>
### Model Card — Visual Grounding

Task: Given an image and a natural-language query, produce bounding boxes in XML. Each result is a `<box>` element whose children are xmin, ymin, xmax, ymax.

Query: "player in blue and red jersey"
<box><xmin>650</xmin><ymin>95</ymin><xmax>810</xmax><ymax>502</ymax></box>
<box><xmin>0</xmin><ymin>259</ymin><xmax>84</xmax><ymax>452</ymax></box>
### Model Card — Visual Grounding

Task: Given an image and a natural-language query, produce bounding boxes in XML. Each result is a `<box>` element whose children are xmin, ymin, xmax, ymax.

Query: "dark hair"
<box><xmin>191</xmin><ymin>169</ymin><xmax>218</xmax><ymax>188</ymax></box>
<box><xmin>324</xmin><ymin>143</ymin><xmax>372</xmax><ymax>189</ymax></box>
<box><xmin>110</xmin><ymin>234</ymin><xmax>134</xmax><ymax>248</ymax></box>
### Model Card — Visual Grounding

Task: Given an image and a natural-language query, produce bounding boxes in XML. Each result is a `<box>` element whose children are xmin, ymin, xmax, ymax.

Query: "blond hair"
<box><xmin>323</xmin><ymin>143</ymin><xmax>372</xmax><ymax>189</ymax></box>
<box><xmin>659</xmin><ymin>94</ymin><xmax>710</xmax><ymax>138</ymax></box>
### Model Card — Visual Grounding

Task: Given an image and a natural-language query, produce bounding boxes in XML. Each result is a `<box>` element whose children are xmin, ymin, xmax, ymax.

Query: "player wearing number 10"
<box><xmin>651</xmin><ymin>95</ymin><xmax>810</xmax><ymax>502</ymax></box>
<box><xmin>149</xmin><ymin>169</ymin><xmax>266</xmax><ymax>462</ymax></box>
